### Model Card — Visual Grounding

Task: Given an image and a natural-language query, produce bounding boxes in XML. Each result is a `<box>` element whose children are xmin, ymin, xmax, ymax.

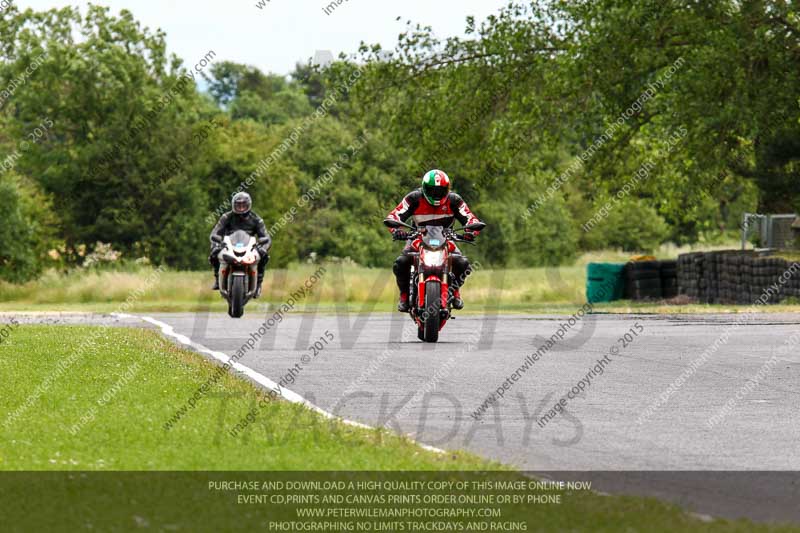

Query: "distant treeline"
<box><xmin>0</xmin><ymin>1</ymin><xmax>797</xmax><ymax>282</ymax></box>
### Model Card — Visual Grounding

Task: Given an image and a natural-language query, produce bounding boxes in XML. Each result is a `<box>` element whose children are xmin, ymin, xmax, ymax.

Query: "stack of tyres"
<box><xmin>752</xmin><ymin>256</ymin><xmax>778</xmax><ymax>303</ymax></box>
<box><xmin>788</xmin><ymin>261</ymin><xmax>800</xmax><ymax>299</ymax></box>
<box><xmin>741</xmin><ymin>254</ymin><xmax>754</xmax><ymax>304</ymax></box>
<box><xmin>624</xmin><ymin>261</ymin><xmax>662</xmax><ymax>300</ymax></box>
<box><xmin>704</xmin><ymin>251</ymin><xmax>726</xmax><ymax>304</ymax></box>
<box><xmin>677</xmin><ymin>250</ymin><xmax>797</xmax><ymax>305</ymax></box>
<box><xmin>739</xmin><ymin>252</ymin><xmax>757</xmax><ymax>304</ymax></box>
<box><xmin>695</xmin><ymin>253</ymin><xmax>708</xmax><ymax>302</ymax></box>
<box><xmin>767</xmin><ymin>257</ymin><xmax>790</xmax><ymax>303</ymax></box>
<box><xmin>701</xmin><ymin>252</ymin><xmax>715</xmax><ymax>303</ymax></box>
<box><xmin>677</xmin><ymin>252</ymin><xmax>705</xmax><ymax>301</ymax></box>
<box><xmin>720</xmin><ymin>253</ymin><xmax>737</xmax><ymax>304</ymax></box>
<box><xmin>586</xmin><ymin>263</ymin><xmax>626</xmax><ymax>303</ymax></box>
<box><xmin>678</xmin><ymin>253</ymin><xmax>693</xmax><ymax>298</ymax></box>
<box><xmin>660</xmin><ymin>260</ymin><xmax>678</xmax><ymax>299</ymax></box>
<box><xmin>718</xmin><ymin>251</ymin><xmax>757</xmax><ymax>304</ymax></box>
<box><xmin>732</xmin><ymin>253</ymin><xmax>745</xmax><ymax>304</ymax></box>
<box><xmin>752</xmin><ymin>256</ymin><xmax>765</xmax><ymax>300</ymax></box>
<box><xmin>718</xmin><ymin>251</ymin><xmax>737</xmax><ymax>301</ymax></box>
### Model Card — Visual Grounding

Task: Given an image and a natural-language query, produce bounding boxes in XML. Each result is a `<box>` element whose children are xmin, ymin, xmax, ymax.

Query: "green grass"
<box><xmin>1</xmin><ymin>325</ymin><xmax>796</xmax><ymax>532</ymax></box>
<box><xmin>1</xmin><ymin>242</ymin><xmax>798</xmax><ymax>314</ymax></box>
<box><xmin>0</xmin><ymin>325</ymin><xmax>492</xmax><ymax>470</ymax></box>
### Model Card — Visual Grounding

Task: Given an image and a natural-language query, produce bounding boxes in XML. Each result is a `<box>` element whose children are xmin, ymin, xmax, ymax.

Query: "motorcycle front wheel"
<box><xmin>422</xmin><ymin>280</ymin><xmax>441</xmax><ymax>343</ymax></box>
<box><xmin>229</xmin><ymin>275</ymin><xmax>246</xmax><ymax>318</ymax></box>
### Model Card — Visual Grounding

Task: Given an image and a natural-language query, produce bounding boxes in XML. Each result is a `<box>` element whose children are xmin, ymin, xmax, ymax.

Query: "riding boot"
<box><xmin>397</xmin><ymin>292</ymin><xmax>410</xmax><ymax>312</ymax></box>
<box><xmin>212</xmin><ymin>265</ymin><xmax>220</xmax><ymax>290</ymax></box>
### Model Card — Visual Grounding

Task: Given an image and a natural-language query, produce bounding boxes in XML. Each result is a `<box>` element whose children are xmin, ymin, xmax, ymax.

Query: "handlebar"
<box><xmin>392</xmin><ymin>228</ymin><xmax>478</xmax><ymax>245</ymax></box>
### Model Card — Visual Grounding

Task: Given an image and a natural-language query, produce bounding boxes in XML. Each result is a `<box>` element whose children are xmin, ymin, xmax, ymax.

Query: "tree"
<box><xmin>551</xmin><ymin>0</ymin><xmax>800</xmax><ymax>211</ymax></box>
<box><xmin>207</xmin><ymin>61</ymin><xmax>313</xmax><ymax>125</ymax></box>
<box><xmin>0</xmin><ymin>4</ymin><xmax>210</xmax><ymax>263</ymax></box>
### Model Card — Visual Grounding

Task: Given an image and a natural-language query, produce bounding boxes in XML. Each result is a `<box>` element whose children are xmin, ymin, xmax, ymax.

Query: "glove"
<box><xmin>393</xmin><ymin>230</ymin><xmax>410</xmax><ymax>241</ymax></box>
<box><xmin>256</xmin><ymin>245</ymin><xmax>269</xmax><ymax>257</ymax></box>
<box><xmin>462</xmin><ymin>232</ymin><xmax>476</xmax><ymax>242</ymax></box>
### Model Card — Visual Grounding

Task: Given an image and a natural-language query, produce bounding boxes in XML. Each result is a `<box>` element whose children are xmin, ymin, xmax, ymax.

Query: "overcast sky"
<box><xmin>16</xmin><ymin>0</ymin><xmax>507</xmax><ymax>75</ymax></box>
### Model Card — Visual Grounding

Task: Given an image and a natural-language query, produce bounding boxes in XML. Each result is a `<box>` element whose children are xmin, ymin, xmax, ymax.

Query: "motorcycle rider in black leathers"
<box><xmin>209</xmin><ymin>192</ymin><xmax>271</xmax><ymax>298</ymax></box>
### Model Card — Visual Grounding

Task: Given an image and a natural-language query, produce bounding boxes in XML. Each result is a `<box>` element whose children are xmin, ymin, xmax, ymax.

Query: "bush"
<box><xmin>581</xmin><ymin>197</ymin><xmax>670</xmax><ymax>253</ymax></box>
<box><xmin>478</xmin><ymin>191</ymin><xmax>579</xmax><ymax>267</ymax></box>
<box><xmin>0</xmin><ymin>175</ymin><xmax>53</xmax><ymax>283</ymax></box>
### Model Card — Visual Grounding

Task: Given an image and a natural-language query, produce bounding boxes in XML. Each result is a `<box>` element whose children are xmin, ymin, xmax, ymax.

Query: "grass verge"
<box><xmin>1</xmin><ymin>261</ymin><xmax>798</xmax><ymax>315</ymax></box>
<box><xmin>0</xmin><ymin>325</ymin><xmax>491</xmax><ymax>470</ymax></box>
<box><xmin>0</xmin><ymin>325</ymin><xmax>795</xmax><ymax>532</ymax></box>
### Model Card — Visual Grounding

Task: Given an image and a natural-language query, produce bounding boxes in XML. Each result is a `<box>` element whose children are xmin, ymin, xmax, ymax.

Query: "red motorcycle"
<box><xmin>384</xmin><ymin>219</ymin><xmax>486</xmax><ymax>342</ymax></box>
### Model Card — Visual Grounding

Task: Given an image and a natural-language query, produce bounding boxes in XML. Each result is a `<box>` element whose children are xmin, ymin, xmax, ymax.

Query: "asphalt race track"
<box><xmin>20</xmin><ymin>311</ymin><xmax>800</xmax><ymax>524</ymax></box>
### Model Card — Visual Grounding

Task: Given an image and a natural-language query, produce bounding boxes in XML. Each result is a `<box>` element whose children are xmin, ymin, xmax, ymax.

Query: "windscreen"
<box><xmin>422</xmin><ymin>226</ymin><xmax>446</xmax><ymax>249</ymax></box>
<box><xmin>229</xmin><ymin>230</ymin><xmax>252</xmax><ymax>250</ymax></box>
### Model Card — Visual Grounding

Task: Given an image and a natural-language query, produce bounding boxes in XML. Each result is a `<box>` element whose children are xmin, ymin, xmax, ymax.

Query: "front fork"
<box><xmin>219</xmin><ymin>260</ymin><xmax>230</xmax><ymax>296</ymax></box>
<box><xmin>412</xmin><ymin>263</ymin><xmax>451</xmax><ymax>314</ymax></box>
<box><xmin>218</xmin><ymin>262</ymin><xmax>258</xmax><ymax>296</ymax></box>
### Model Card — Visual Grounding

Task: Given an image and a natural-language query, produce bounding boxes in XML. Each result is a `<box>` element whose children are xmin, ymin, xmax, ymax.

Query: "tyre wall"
<box><xmin>677</xmin><ymin>250</ymin><xmax>800</xmax><ymax>304</ymax></box>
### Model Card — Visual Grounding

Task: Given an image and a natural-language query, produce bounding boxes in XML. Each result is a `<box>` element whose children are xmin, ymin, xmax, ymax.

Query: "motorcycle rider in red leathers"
<box><xmin>387</xmin><ymin>170</ymin><xmax>482</xmax><ymax>312</ymax></box>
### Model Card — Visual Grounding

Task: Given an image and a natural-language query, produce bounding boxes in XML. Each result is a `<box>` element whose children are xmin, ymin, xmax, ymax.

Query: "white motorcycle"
<box><xmin>213</xmin><ymin>230</ymin><xmax>264</xmax><ymax>318</ymax></box>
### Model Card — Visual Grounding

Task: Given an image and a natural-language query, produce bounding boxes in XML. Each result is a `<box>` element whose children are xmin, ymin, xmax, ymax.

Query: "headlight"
<box><xmin>421</xmin><ymin>249</ymin><xmax>444</xmax><ymax>267</ymax></box>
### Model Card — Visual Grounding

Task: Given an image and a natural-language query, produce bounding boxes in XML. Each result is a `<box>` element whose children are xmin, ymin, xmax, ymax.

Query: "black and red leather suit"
<box><xmin>386</xmin><ymin>189</ymin><xmax>482</xmax><ymax>294</ymax></box>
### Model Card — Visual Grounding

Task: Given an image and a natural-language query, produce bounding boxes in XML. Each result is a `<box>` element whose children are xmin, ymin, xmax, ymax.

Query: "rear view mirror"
<box><xmin>383</xmin><ymin>218</ymin><xmax>414</xmax><ymax>230</ymax></box>
<box><xmin>383</xmin><ymin>218</ymin><xmax>401</xmax><ymax>228</ymax></box>
<box><xmin>463</xmin><ymin>222</ymin><xmax>487</xmax><ymax>232</ymax></box>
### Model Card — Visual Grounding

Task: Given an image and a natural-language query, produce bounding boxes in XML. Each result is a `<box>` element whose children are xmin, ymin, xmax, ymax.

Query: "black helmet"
<box><xmin>232</xmin><ymin>192</ymin><xmax>252</xmax><ymax>215</ymax></box>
